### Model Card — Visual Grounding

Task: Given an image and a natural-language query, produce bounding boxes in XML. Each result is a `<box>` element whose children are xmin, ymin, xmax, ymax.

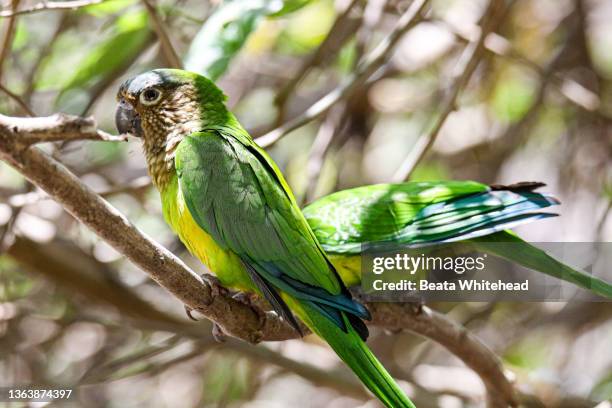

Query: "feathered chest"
<box><xmin>160</xmin><ymin>176</ymin><xmax>252</xmax><ymax>291</ymax></box>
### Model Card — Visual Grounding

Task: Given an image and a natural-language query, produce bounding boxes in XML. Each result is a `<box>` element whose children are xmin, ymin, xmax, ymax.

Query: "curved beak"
<box><xmin>115</xmin><ymin>98</ymin><xmax>143</xmax><ymax>137</ymax></box>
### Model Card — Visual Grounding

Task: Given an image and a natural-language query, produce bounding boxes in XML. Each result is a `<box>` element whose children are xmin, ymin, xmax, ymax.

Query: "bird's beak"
<box><xmin>115</xmin><ymin>98</ymin><xmax>143</xmax><ymax>138</ymax></box>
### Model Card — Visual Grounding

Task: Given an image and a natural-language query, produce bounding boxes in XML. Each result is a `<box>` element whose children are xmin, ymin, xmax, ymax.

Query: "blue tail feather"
<box><xmin>392</xmin><ymin>189</ymin><xmax>559</xmax><ymax>245</ymax></box>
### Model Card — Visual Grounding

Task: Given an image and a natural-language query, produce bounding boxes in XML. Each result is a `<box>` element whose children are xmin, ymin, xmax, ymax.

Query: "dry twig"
<box><xmin>256</xmin><ymin>0</ymin><xmax>429</xmax><ymax>148</ymax></box>
<box><xmin>392</xmin><ymin>0</ymin><xmax>507</xmax><ymax>182</ymax></box>
<box><xmin>0</xmin><ymin>83</ymin><xmax>35</xmax><ymax>116</ymax></box>
<box><xmin>273</xmin><ymin>0</ymin><xmax>362</xmax><ymax>125</ymax></box>
<box><xmin>0</xmin><ymin>0</ymin><xmax>20</xmax><ymax>81</ymax></box>
<box><xmin>0</xmin><ymin>113</ymin><xmax>126</xmax><ymax>146</ymax></box>
<box><xmin>141</xmin><ymin>0</ymin><xmax>182</xmax><ymax>69</ymax></box>
<box><xmin>0</xmin><ymin>0</ymin><xmax>103</xmax><ymax>17</ymax></box>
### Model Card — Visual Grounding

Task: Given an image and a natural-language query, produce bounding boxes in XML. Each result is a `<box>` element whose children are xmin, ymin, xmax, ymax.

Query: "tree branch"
<box><xmin>368</xmin><ymin>303</ymin><xmax>517</xmax><ymax>407</ymax></box>
<box><xmin>0</xmin><ymin>114</ymin><xmax>299</xmax><ymax>344</ymax></box>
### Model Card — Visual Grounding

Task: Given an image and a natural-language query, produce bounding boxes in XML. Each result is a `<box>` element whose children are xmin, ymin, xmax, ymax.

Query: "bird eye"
<box><xmin>140</xmin><ymin>87</ymin><xmax>162</xmax><ymax>105</ymax></box>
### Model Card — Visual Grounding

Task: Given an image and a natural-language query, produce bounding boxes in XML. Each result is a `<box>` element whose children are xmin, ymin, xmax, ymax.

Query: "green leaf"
<box><xmin>184</xmin><ymin>0</ymin><xmax>281</xmax><ymax>80</ymax></box>
<box><xmin>0</xmin><ymin>258</ymin><xmax>34</xmax><ymax>302</ymax></box>
<box><xmin>503</xmin><ymin>334</ymin><xmax>550</xmax><ymax>369</ymax></box>
<box><xmin>58</xmin><ymin>10</ymin><xmax>151</xmax><ymax>93</ymax></box>
<box><xmin>184</xmin><ymin>0</ymin><xmax>309</xmax><ymax>81</ymax></box>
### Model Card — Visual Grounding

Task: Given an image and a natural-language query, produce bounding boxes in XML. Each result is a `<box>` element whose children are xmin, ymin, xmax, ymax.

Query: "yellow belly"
<box><xmin>161</xmin><ymin>176</ymin><xmax>363</xmax><ymax>293</ymax></box>
<box><xmin>161</xmin><ymin>176</ymin><xmax>255</xmax><ymax>292</ymax></box>
<box><xmin>327</xmin><ymin>254</ymin><xmax>361</xmax><ymax>287</ymax></box>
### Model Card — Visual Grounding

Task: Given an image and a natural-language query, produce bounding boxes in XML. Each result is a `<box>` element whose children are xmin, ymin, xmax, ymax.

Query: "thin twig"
<box><xmin>22</xmin><ymin>12</ymin><xmax>73</xmax><ymax>103</ymax></box>
<box><xmin>595</xmin><ymin>199</ymin><xmax>611</xmax><ymax>241</ymax></box>
<box><xmin>0</xmin><ymin>0</ymin><xmax>103</xmax><ymax>17</ymax></box>
<box><xmin>445</xmin><ymin>23</ymin><xmax>602</xmax><ymax>114</ymax></box>
<box><xmin>0</xmin><ymin>83</ymin><xmax>35</xmax><ymax>116</ymax></box>
<box><xmin>256</xmin><ymin>0</ymin><xmax>429</xmax><ymax>148</ymax></box>
<box><xmin>0</xmin><ymin>0</ymin><xmax>20</xmax><ymax>82</ymax></box>
<box><xmin>0</xmin><ymin>113</ymin><xmax>126</xmax><ymax>146</ymax></box>
<box><xmin>301</xmin><ymin>103</ymin><xmax>345</xmax><ymax>205</ymax></box>
<box><xmin>141</xmin><ymin>0</ymin><xmax>182</xmax><ymax>69</ymax></box>
<box><xmin>0</xmin><ymin>204</ymin><xmax>23</xmax><ymax>252</ymax></box>
<box><xmin>273</xmin><ymin>0</ymin><xmax>362</xmax><ymax>125</ymax></box>
<box><xmin>355</xmin><ymin>0</ymin><xmax>386</xmax><ymax>58</ymax></box>
<box><xmin>391</xmin><ymin>0</ymin><xmax>506</xmax><ymax>182</ymax></box>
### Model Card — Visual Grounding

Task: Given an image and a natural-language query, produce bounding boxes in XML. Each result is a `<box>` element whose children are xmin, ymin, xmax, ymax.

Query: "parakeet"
<box><xmin>302</xmin><ymin>181</ymin><xmax>612</xmax><ymax>298</ymax></box>
<box><xmin>116</xmin><ymin>69</ymin><xmax>415</xmax><ymax>408</ymax></box>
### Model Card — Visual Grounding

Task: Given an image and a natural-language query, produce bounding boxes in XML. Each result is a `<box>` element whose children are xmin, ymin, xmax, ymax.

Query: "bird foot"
<box><xmin>201</xmin><ymin>274</ymin><xmax>229</xmax><ymax>306</ymax></box>
<box><xmin>232</xmin><ymin>291</ymin><xmax>267</xmax><ymax>325</ymax></box>
<box><xmin>409</xmin><ymin>299</ymin><xmax>424</xmax><ymax>315</ymax></box>
<box><xmin>184</xmin><ymin>305</ymin><xmax>199</xmax><ymax>321</ymax></box>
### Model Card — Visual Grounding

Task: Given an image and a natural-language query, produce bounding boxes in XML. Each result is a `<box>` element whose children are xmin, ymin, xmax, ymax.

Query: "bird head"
<box><xmin>115</xmin><ymin>69</ymin><xmax>228</xmax><ymax>187</ymax></box>
<box><xmin>116</xmin><ymin>68</ymin><xmax>230</xmax><ymax>146</ymax></box>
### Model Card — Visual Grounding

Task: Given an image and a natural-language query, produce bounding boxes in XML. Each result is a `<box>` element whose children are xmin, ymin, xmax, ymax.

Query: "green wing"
<box><xmin>175</xmin><ymin>130</ymin><xmax>369</xmax><ymax>334</ymax></box>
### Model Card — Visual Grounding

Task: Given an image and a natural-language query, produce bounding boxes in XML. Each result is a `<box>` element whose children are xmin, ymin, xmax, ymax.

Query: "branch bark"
<box><xmin>0</xmin><ymin>113</ymin><xmax>126</xmax><ymax>145</ymax></box>
<box><xmin>0</xmin><ymin>112</ymin><xmax>516</xmax><ymax>405</ymax></box>
<box><xmin>368</xmin><ymin>302</ymin><xmax>516</xmax><ymax>407</ymax></box>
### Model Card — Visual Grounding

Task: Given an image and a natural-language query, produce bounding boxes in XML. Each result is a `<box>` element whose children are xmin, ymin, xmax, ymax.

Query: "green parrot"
<box><xmin>116</xmin><ymin>69</ymin><xmax>415</xmax><ymax>408</ymax></box>
<box><xmin>302</xmin><ymin>181</ymin><xmax>612</xmax><ymax>298</ymax></box>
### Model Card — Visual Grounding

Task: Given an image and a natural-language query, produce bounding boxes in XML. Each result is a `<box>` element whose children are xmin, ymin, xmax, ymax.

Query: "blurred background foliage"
<box><xmin>0</xmin><ymin>0</ymin><xmax>611</xmax><ymax>406</ymax></box>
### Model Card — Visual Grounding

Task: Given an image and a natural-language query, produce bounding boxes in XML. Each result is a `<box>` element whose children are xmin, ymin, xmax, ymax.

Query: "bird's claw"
<box><xmin>203</xmin><ymin>274</ymin><xmax>228</xmax><ymax>303</ymax></box>
<box><xmin>409</xmin><ymin>299</ymin><xmax>424</xmax><ymax>315</ymax></box>
<box><xmin>184</xmin><ymin>305</ymin><xmax>198</xmax><ymax>321</ymax></box>
<box><xmin>212</xmin><ymin>322</ymin><xmax>226</xmax><ymax>343</ymax></box>
<box><xmin>232</xmin><ymin>292</ymin><xmax>267</xmax><ymax>324</ymax></box>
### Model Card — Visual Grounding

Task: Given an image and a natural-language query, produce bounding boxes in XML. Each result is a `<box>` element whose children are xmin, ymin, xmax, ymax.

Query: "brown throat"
<box><xmin>140</xmin><ymin>91</ymin><xmax>203</xmax><ymax>190</ymax></box>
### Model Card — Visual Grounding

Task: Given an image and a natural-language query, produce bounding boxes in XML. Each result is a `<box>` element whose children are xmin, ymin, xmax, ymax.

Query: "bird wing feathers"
<box><xmin>174</xmin><ymin>130</ymin><xmax>369</xmax><ymax>333</ymax></box>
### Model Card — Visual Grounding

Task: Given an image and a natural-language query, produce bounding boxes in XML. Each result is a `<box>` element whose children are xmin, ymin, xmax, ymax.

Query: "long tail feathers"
<box><xmin>297</xmin><ymin>303</ymin><xmax>415</xmax><ymax>408</ymax></box>
<box><xmin>403</xmin><ymin>189</ymin><xmax>560</xmax><ymax>245</ymax></box>
<box><xmin>471</xmin><ymin>231</ymin><xmax>612</xmax><ymax>299</ymax></box>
